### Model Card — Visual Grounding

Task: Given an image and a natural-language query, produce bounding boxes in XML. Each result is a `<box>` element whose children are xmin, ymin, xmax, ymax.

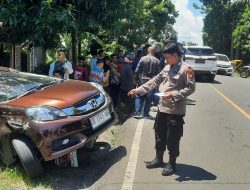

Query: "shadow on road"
<box><xmin>195</xmin><ymin>76</ymin><xmax>222</xmax><ymax>84</ymax></box>
<box><xmin>186</xmin><ymin>98</ymin><xmax>196</xmax><ymax>106</ymax></box>
<box><xmin>81</xmin><ymin>145</ymin><xmax>127</xmax><ymax>188</ymax></box>
<box><xmin>175</xmin><ymin>163</ymin><xmax>217</xmax><ymax>182</ymax></box>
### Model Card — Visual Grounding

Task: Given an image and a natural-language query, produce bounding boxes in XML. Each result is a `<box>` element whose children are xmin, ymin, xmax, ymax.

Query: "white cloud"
<box><xmin>172</xmin><ymin>0</ymin><xmax>204</xmax><ymax>45</ymax></box>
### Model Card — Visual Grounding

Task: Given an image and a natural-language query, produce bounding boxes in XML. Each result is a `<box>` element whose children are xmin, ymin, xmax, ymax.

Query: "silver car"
<box><xmin>215</xmin><ymin>53</ymin><xmax>234</xmax><ymax>76</ymax></box>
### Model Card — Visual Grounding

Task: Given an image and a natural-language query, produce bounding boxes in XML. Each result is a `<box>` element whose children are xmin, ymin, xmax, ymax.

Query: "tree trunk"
<box><xmin>71</xmin><ymin>31</ymin><xmax>77</xmax><ymax>66</ymax></box>
<box><xmin>78</xmin><ymin>37</ymin><xmax>81</xmax><ymax>58</ymax></box>
<box><xmin>230</xmin><ymin>17</ymin><xmax>235</xmax><ymax>60</ymax></box>
<box><xmin>41</xmin><ymin>48</ymin><xmax>46</xmax><ymax>64</ymax></box>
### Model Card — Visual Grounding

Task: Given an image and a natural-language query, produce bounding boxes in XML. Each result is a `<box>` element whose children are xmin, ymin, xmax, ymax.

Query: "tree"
<box><xmin>0</xmin><ymin>0</ymin><xmax>178</xmax><ymax>64</ymax></box>
<box><xmin>196</xmin><ymin>0</ymin><xmax>233</xmax><ymax>57</ymax></box>
<box><xmin>0</xmin><ymin>1</ymin><xmax>77</xmax><ymax>49</ymax></box>
<box><xmin>233</xmin><ymin>4</ymin><xmax>250</xmax><ymax>62</ymax></box>
<box><xmin>197</xmin><ymin>0</ymin><xmax>250</xmax><ymax>61</ymax></box>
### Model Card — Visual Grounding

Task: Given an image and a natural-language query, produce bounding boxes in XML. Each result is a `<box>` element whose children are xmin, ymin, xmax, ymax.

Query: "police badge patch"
<box><xmin>187</xmin><ymin>67</ymin><xmax>194</xmax><ymax>80</ymax></box>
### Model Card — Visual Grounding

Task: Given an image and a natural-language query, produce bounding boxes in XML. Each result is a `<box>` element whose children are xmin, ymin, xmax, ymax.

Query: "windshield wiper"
<box><xmin>17</xmin><ymin>82</ymin><xmax>58</xmax><ymax>98</ymax></box>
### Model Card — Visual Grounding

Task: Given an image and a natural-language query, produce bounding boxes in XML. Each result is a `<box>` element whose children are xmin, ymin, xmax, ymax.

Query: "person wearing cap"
<box><xmin>128</xmin><ymin>43</ymin><xmax>195</xmax><ymax>176</ymax></box>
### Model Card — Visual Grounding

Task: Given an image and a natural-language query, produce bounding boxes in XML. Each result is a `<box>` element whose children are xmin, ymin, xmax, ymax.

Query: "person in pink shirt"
<box><xmin>73</xmin><ymin>56</ymin><xmax>89</xmax><ymax>81</ymax></box>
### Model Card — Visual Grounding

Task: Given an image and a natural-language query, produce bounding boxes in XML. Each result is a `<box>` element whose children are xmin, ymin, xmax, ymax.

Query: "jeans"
<box><xmin>135</xmin><ymin>89</ymin><xmax>155</xmax><ymax>117</ymax></box>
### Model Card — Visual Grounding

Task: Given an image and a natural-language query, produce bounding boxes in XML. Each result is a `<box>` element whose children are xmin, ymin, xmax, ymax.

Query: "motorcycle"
<box><xmin>240</xmin><ymin>65</ymin><xmax>250</xmax><ymax>78</ymax></box>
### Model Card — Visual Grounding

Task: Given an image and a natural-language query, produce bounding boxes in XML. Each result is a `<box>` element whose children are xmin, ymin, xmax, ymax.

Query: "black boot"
<box><xmin>162</xmin><ymin>156</ymin><xmax>176</xmax><ymax>176</ymax></box>
<box><xmin>146</xmin><ymin>151</ymin><xmax>164</xmax><ymax>169</ymax></box>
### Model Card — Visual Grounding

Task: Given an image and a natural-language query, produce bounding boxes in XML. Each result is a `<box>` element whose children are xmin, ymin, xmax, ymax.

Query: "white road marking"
<box><xmin>121</xmin><ymin>119</ymin><xmax>144</xmax><ymax>190</ymax></box>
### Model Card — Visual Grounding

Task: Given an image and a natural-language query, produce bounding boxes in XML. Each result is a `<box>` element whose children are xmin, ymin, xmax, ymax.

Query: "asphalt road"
<box><xmin>87</xmin><ymin>75</ymin><xmax>250</xmax><ymax>190</ymax></box>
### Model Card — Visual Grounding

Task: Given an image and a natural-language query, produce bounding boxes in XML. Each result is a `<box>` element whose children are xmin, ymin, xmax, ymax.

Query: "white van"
<box><xmin>184</xmin><ymin>46</ymin><xmax>217</xmax><ymax>82</ymax></box>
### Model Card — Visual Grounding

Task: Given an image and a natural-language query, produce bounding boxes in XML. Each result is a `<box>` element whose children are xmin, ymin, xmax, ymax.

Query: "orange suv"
<box><xmin>0</xmin><ymin>67</ymin><xmax>116</xmax><ymax>178</ymax></box>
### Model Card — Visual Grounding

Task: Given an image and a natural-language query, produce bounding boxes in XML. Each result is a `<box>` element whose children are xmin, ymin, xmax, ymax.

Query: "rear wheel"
<box><xmin>207</xmin><ymin>74</ymin><xmax>215</xmax><ymax>82</ymax></box>
<box><xmin>12</xmin><ymin>137</ymin><xmax>44</xmax><ymax>178</ymax></box>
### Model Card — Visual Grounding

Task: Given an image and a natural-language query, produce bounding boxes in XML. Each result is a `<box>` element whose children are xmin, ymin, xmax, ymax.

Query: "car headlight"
<box><xmin>26</xmin><ymin>106</ymin><xmax>67</xmax><ymax>121</ymax></box>
<box><xmin>89</xmin><ymin>82</ymin><xmax>106</xmax><ymax>95</ymax></box>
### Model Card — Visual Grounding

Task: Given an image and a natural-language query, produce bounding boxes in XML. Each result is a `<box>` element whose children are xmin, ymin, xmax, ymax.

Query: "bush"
<box><xmin>32</xmin><ymin>63</ymin><xmax>50</xmax><ymax>75</ymax></box>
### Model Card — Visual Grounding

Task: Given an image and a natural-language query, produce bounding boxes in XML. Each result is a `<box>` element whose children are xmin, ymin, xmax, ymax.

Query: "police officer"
<box><xmin>128</xmin><ymin>43</ymin><xmax>195</xmax><ymax>176</ymax></box>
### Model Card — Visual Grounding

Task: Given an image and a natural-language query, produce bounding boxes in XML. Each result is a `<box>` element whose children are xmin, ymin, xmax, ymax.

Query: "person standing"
<box><xmin>119</xmin><ymin>54</ymin><xmax>134</xmax><ymax>120</ymax></box>
<box><xmin>73</xmin><ymin>56</ymin><xmax>89</xmax><ymax>81</ymax></box>
<box><xmin>134</xmin><ymin>46</ymin><xmax>161</xmax><ymax>118</ymax></box>
<box><xmin>49</xmin><ymin>50</ymin><xmax>73</xmax><ymax>80</ymax></box>
<box><xmin>89</xmin><ymin>59</ymin><xmax>109</xmax><ymax>86</ymax></box>
<box><xmin>90</xmin><ymin>49</ymin><xmax>98</xmax><ymax>70</ymax></box>
<box><xmin>106</xmin><ymin>55</ymin><xmax>121</xmax><ymax>110</ymax></box>
<box><xmin>128</xmin><ymin>43</ymin><xmax>195</xmax><ymax>176</ymax></box>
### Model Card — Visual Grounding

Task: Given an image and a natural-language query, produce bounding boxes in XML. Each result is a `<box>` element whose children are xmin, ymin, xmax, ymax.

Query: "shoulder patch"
<box><xmin>187</xmin><ymin>67</ymin><xmax>194</xmax><ymax>80</ymax></box>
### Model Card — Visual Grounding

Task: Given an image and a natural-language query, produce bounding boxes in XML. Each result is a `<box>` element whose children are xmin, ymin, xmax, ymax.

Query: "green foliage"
<box><xmin>233</xmin><ymin>4</ymin><xmax>250</xmax><ymax>53</ymax></box>
<box><xmin>0</xmin><ymin>0</ymin><xmax>178</xmax><ymax>58</ymax></box>
<box><xmin>0</xmin><ymin>1</ymin><xmax>77</xmax><ymax>48</ymax></box>
<box><xmin>198</xmin><ymin>0</ymin><xmax>233</xmax><ymax>56</ymax></box>
<box><xmin>198</xmin><ymin>0</ymin><xmax>250</xmax><ymax>62</ymax></box>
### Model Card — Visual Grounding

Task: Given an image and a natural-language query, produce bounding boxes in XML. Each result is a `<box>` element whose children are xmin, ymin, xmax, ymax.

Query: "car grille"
<box><xmin>63</xmin><ymin>93</ymin><xmax>105</xmax><ymax>116</ymax></box>
<box><xmin>217</xmin><ymin>65</ymin><xmax>230</xmax><ymax>68</ymax></box>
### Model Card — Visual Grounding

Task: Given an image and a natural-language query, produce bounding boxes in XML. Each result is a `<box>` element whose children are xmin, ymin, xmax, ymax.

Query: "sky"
<box><xmin>172</xmin><ymin>0</ymin><xmax>204</xmax><ymax>45</ymax></box>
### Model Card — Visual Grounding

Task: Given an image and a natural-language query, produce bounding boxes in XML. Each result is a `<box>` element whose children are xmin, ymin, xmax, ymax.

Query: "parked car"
<box><xmin>0</xmin><ymin>67</ymin><xmax>116</xmax><ymax>178</ymax></box>
<box><xmin>215</xmin><ymin>53</ymin><xmax>234</xmax><ymax>76</ymax></box>
<box><xmin>184</xmin><ymin>46</ymin><xmax>217</xmax><ymax>82</ymax></box>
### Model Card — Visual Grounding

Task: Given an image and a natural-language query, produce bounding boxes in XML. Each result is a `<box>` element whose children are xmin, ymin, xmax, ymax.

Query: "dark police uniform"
<box><xmin>135</xmin><ymin>60</ymin><xmax>195</xmax><ymax>175</ymax></box>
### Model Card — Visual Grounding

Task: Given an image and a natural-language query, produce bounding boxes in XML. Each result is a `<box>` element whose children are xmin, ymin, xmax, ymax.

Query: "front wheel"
<box><xmin>240</xmin><ymin>68</ymin><xmax>250</xmax><ymax>78</ymax></box>
<box><xmin>12</xmin><ymin>137</ymin><xmax>44</xmax><ymax>178</ymax></box>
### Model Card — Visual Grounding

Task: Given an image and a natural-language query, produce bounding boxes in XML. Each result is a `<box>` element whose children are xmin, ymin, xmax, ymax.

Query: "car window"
<box><xmin>185</xmin><ymin>48</ymin><xmax>214</xmax><ymax>56</ymax></box>
<box><xmin>0</xmin><ymin>72</ymin><xmax>59</xmax><ymax>102</ymax></box>
<box><xmin>216</xmin><ymin>55</ymin><xmax>229</xmax><ymax>62</ymax></box>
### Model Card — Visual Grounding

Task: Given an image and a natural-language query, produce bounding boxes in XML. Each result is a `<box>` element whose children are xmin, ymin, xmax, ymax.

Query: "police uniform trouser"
<box><xmin>154</xmin><ymin>111</ymin><xmax>184</xmax><ymax>158</ymax></box>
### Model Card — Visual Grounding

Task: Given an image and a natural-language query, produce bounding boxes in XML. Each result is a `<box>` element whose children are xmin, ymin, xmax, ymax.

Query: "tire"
<box><xmin>12</xmin><ymin>137</ymin><xmax>44</xmax><ymax>178</ymax></box>
<box><xmin>87</xmin><ymin>142</ymin><xmax>111</xmax><ymax>161</ymax></box>
<box><xmin>207</xmin><ymin>74</ymin><xmax>215</xmax><ymax>82</ymax></box>
<box><xmin>240</xmin><ymin>68</ymin><xmax>250</xmax><ymax>78</ymax></box>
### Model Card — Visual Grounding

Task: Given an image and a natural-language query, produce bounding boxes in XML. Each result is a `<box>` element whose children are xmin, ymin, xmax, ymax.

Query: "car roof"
<box><xmin>185</xmin><ymin>46</ymin><xmax>212</xmax><ymax>49</ymax></box>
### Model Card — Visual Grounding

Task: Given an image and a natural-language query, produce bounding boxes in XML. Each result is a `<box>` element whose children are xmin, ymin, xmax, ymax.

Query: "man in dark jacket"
<box><xmin>134</xmin><ymin>46</ymin><xmax>161</xmax><ymax>119</ymax></box>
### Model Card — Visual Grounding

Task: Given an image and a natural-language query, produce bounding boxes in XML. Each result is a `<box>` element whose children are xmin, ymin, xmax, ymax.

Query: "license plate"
<box><xmin>90</xmin><ymin>109</ymin><xmax>111</xmax><ymax>129</ymax></box>
<box><xmin>195</xmin><ymin>59</ymin><xmax>205</xmax><ymax>64</ymax></box>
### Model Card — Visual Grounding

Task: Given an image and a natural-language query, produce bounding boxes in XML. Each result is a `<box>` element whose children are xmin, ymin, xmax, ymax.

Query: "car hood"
<box><xmin>6</xmin><ymin>80</ymin><xmax>99</xmax><ymax>108</ymax></box>
<box><xmin>217</xmin><ymin>60</ymin><xmax>232</xmax><ymax>66</ymax></box>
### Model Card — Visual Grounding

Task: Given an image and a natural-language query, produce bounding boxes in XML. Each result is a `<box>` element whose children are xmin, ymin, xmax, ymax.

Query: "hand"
<box><xmin>128</xmin><ymin>89</ymin><xmax>137</xmax><ymax>98</ymax></box>
<box><xmin>162</xmin><ymin>93</ymin><xmax>173</xmax><ymax>101</ymax></box>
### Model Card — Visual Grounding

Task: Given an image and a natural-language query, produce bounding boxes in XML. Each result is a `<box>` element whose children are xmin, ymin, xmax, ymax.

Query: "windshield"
<box><xmin>0</xmin><ymin>71</ymin><xmax>60</xmax><ymax>103</ymax></box>
<box><xmin>216</xmin><ymin>54</ymin><xmax>229</xmax><ymax>62</ymax></box>
<box><xmin>185</xmin><ymin>48</ymin><xmax>214</xmax><ymax>56</ymax></box>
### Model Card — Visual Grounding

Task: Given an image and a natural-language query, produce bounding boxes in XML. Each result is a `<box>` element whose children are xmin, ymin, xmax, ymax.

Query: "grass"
<box><xmin>0</xmin><ymin>163</ymin><xmax>53</xmax><ymax>190</ymax></box>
